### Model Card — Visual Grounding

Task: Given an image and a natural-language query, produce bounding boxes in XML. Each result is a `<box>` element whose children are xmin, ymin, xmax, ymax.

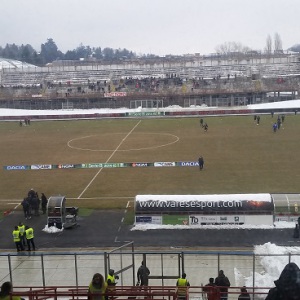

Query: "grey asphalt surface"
<box><xmin>1</xmin><ymin>209</ymin><xmax>299</xmax><ymax>251</ymax></box>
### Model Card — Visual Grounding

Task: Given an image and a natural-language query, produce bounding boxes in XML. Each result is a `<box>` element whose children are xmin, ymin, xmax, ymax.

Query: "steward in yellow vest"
<box><xmin>25</xmin><ymin>225</ymin><xmax>35</xmax><ymax>251</ymax></box>
<box><xmin>176</xmin><ymin>273</ymin><xmax>190</xmax><ymax>299</ymax></box>
<box><xmin>18</xmin><ymin>222</ymin><xmax>26</xmax><ymax>248</ymax></box>
<box><xmin>106</xmin><ymin>269</ymin><xmax>119</xmax><ymax>299</ymax></box>
<box><xmin>12</xmin><ymin>226</ymin><xmax>24</xmax><ymax>252</ymax></box>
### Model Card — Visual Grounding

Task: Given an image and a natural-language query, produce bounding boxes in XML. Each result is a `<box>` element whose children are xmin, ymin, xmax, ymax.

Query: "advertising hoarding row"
<box><xmin>135</xmin><ymin>214</ymin><xmax>246</xmax><ymax>225</ymax></box>
<box><xmin>3</xmin><ymin>161</ymin><xmax>199</xmax><ymax>170</ymax></box>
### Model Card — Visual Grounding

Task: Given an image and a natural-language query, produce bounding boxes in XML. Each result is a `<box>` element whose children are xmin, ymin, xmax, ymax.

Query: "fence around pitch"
<box><xmin>0</xmin><ymin>249</ymin><xmax>299</xmax><ymax>296</ymax></box>
<box><xmin>9</xmin><ymin>285</ymin><xmax>271</xmax><ymax>300</ymax></box>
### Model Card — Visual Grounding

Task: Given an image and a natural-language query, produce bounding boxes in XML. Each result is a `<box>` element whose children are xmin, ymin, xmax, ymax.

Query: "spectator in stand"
<box><xmin>238</xmin><ymin>286</ymin><xmax>250</xmax><ymax>300</ymax></box>
<box><xmin>215</xmin><ymin>270</ymin><xmax>230</xmax><ymax>300</ymax></box>
<box><xmin>265</xmin><ymin>262</ymin><xmax>300</xmax><ymax>300</ymax></box>
<box><xmin>202</xmin><ymin>278</ymin><xmax>220</xmax><ymax>300</ymax></box>
<box><xmin>88</xmin><ymin>273</ymin><xmax>107</xmax><ymax>300</ymax></box>
<box><xmin>0</xmin><ymin>281</ymin><xmax>23</xmax><ymax>300</ymax></box>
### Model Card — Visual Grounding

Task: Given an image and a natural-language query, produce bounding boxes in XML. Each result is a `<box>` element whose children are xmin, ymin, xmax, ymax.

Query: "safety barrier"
<box><xmin>9</xmin><ymin>285</ymin><xmax>271</xmax><ymax>300</ymax></box>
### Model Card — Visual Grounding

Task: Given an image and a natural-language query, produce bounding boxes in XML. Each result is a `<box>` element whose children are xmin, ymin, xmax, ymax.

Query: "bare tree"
<box><xmin>274</xmin><ymin>32</ymin><xmax>283</xmax><ymax>53</ymax></box>
<box><xmin>265</xmin><ymin>34</ymin><xmax>272</xmax><ymax>54</ymax></box>
<box><xmin>215</xmin><ymin>41</ymin><xmax>251</xmax><ymax>54</ymax></box>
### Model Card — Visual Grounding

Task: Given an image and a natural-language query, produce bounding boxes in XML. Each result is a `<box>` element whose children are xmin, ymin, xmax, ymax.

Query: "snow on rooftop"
<box><xmin>136</xmin><ymin>194</ymin><xmax>272</xmax><ymax>202</ymax></box>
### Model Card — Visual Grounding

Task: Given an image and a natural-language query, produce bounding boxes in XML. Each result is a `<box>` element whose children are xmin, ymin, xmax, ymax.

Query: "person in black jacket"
<box><xmin>137</xmin><ymin>261</ymin><xmax>150</xmax><ymax>286</ymax></box>
<box><xmin>265</xmin><ymin>262</ymin><xmax>300</xmax><ymax>300</ymax></box>
<box><xmin>198</xmin><ymin>156</ymin><xmax>204</xmax><ymax>170</ymax></box>
<box><xmin>215</xmin><ymin>270</ymin><xmax>230</xmax><ymax>300</ymax></box>
<box><xmin>41</xmin><ymin>193</ymin><xmax>48</xmax><ymax>214</ymax></box>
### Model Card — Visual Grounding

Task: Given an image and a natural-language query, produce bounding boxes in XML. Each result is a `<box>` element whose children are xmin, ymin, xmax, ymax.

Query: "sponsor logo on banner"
<box><xmin>190</xmin><ymin>215</ymin><xmax>218</xmax><ymax>225</ymax></box>
<box><xmin>180</xmin><ymin>161</ymin><xmax>199</xmax><ymax>167</ymax></box>
<box><xmin>128</xmin><ymin>112</ymin><xmax>162</xmax><ymax>117</ymax></box>
<box><xmin>136</xmin><ymin>216</ymin><xmax>152</xmax><ymax>223</ymax></box>
<box><xmin>104</xmin><ymin>92</ymin><xmax>127</xmax><ymax>97</ymax></box>
<box><xmin>189</xmin><ymin>215</ymin><xmax>244</xmax><ymax>225</ymax></box>
<box><xmin>136</xmin><ymin>215</ymin><xmax>162</xmax><ymax>224</ymax></box>
<box><xmin>5</xmin><ymin>165</ymin><xmax>27</xmax><ymax>170</ymax></box>
<box><xmin>132</xmin><ymin>163</ymin><xmax>148</xmax><ymax>167</ymax></box>
<box><xmin>31</xmin><ymin>164</ymin><xmax>52</xmax><ymax>170</ymax></box>
<box><xmin>88</xmin><ymin>163</ymin><xmax>103</xmax><ymax>168</ymax></box>
<box><xmin>58</xmin><ymin>164</ymin><xmax>74</xmax><ymax>169</ymax></box>
<box><xmin>154</xmin><ymin>162</ymin><xmax>176</xmax><ymax>167</ymax></box>
<box><xmin>103</xmin><ymin>163</ymin><xmax>120</xmax><ymax>168</ymax></box>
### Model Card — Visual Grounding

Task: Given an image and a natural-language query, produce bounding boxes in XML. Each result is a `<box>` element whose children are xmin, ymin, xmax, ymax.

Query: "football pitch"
<box><xmin>1</xmin><ymin>114</ymin><xmax>299</xmax><ymax>211</ymax></box>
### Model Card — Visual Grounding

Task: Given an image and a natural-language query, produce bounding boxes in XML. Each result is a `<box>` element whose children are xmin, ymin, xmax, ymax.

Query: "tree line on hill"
<box><xmin>0</xmin><ymin>38</ymin><xmax>158</xmax><ymax>66</ymax></box>
<box><xmin>1</xmin><ymin>36</ymin><xmax>300</xmax><ymax>67</ymax></box>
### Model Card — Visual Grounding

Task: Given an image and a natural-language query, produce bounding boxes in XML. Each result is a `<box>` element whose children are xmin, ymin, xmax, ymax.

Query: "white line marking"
<box><xmin>77</xmin><ymin>120</ymin><xmax>142</xmax><ymax>199</ymax></box>
<box><xmin>67</xmin><ymin>132</ymin><xmax>179</xmax><ymax>152</ymax></box>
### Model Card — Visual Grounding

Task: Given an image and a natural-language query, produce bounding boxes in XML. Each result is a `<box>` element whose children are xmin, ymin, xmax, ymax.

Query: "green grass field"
<box><xmin>1</xmin><ymin>115</ymin><xmax>299</xmax><ymax>212</ymax></box>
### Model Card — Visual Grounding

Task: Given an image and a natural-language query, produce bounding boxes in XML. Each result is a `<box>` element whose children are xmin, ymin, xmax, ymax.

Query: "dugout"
<box><xmin>135</xmin><ymin>194</ymin><xmax>275</xmax><ymax>226</ymax></box>
<box><xmin>272</xmin><ymin>193</ymin><xmax>300</xmax><ymax>222</ymax></box>
<box><xmin>47</xmin><ymin>196</ymin><xmax>66</xmax><ymax>229</ymax></box>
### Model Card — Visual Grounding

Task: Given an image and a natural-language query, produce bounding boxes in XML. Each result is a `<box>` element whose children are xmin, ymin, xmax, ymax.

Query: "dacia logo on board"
<box><xmin>181</xmin><ymin>161</ymin><xmax>199</xmax><ymax>167</ymax></box>
<box><xmin>6</xmin><ymin>165</ymin><xmax>26</xmax><ymax>170</ymax></box>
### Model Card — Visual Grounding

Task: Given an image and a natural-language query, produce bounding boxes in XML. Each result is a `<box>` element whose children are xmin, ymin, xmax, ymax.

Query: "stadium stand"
<box><xmin>0</xmin><ymin>53</ymin><xmax>300</xmax><ymax>110</ymax></box>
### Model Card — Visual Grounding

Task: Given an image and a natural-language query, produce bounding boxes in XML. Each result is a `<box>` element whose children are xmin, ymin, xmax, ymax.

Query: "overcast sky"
<box><xmin>1</xmin><ymin>0</ymin><xmax>299</xmax><ymax>56</ymax></box>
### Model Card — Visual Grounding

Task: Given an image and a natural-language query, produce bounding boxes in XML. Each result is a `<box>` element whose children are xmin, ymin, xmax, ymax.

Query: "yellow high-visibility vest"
<box><xmin>177</xmin><ymin>278</ymin><xmax>189</xmax><ymax>295</ymax></box>
<box><xmin>25</xmin><ymin>227</ymin><xmax>34</xmax><ymax>239</ymax></box>
<box><xmin>18</xmin><ymin>224</ymin><xmax>25</xmax><ymax>236</ymax></box>
<box><xmin>12</xmin><ymin>230</ymin><xmax>20</xmax><ymax>242</ymax></box>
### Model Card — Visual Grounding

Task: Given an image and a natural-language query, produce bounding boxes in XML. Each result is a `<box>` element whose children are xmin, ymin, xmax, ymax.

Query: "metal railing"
<box><xmin>8</xmin><ymin>285</ymin><xmax>271</xmax><ymax>300</ymax></box>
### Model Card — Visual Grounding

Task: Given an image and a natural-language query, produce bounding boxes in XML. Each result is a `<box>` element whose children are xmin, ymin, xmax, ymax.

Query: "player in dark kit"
<box><xmin>198</xmin><ymin>156</ymin><xmax>204</xmax><ymax>170</ymax></box>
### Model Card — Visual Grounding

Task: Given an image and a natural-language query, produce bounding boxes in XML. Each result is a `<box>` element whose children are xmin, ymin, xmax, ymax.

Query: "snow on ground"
<box><xmin>0</xmin><ymin>99</ymin><xmax>299</xmax><ymax>117</ymax></box>
<box><xmin>236</xmin><ymin>242</ymin><xmax>300</xmax><ymax>290</ymax></box>
<box><xmin>42</xmin><ymin>225</ymin><xmax>64</xmax><ymax>233</ymax></box>
<box><xmin>132</xmin><ymin>221</ymin><xmax>295</xmax><ymax>231</ymax></box>
<box><xmin>247</xmin><ymin>99</ymin><xmax>300</xmax><ymax>109</ymax></box>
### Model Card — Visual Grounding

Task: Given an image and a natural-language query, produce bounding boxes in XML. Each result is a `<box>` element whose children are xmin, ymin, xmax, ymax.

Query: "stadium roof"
<box><xmin>0</xmin><ymin>58</ymin><xmax>36</xmax><ymax>70</ymax></box>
